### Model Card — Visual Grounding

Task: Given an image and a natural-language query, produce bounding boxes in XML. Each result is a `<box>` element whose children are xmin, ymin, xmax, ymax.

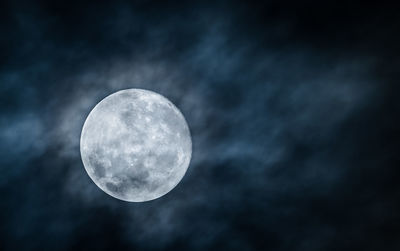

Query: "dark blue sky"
<box><xmin>1</xmin><ymin>0</ymin><xmax>399</xmax><ymax>250</ymax></box>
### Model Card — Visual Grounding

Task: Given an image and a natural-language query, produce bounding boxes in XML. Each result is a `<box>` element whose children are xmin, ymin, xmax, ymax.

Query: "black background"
<box><xmin>1</xmin><ymin>0</ymin><xmax>399</xmax><ymax>250</ymax></box>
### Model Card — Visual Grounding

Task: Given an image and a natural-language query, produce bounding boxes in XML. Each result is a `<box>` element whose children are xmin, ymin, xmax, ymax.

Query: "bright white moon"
<box><xmin>80</xmin><ymin>89</ymin><xmax>192</xmax><ymax>202</ymax></box>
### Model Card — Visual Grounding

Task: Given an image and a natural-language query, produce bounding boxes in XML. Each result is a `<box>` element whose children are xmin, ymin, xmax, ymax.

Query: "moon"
<box><xmin>80</xmin><ymin>89</ymin><xmax>192</xmax><ymax>202</ymax></box>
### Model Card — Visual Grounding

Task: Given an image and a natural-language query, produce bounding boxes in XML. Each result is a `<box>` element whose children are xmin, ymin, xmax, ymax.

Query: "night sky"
<box><xmin>1</xmin><ymin>1</ymin><xmax>400</xmax><ymax>250</ymax></box>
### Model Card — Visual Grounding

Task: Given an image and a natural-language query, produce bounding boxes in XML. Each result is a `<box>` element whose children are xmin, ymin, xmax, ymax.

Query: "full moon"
<box><xmin>80</xmin><ymin>89</ymin><xmax>192</xmax><ymax>202</ymax></box>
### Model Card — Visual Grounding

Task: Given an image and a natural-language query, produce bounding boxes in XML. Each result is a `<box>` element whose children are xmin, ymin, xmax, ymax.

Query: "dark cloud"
<box><xmin>1</xmin><ymin>0</ymin><xmax>399</xmax><ymax>250</ymax></box>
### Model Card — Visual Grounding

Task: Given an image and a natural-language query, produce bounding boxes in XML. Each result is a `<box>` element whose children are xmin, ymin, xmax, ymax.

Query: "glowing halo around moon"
<box><xmin>80</xmin><ymin>89</ymin><xmax>192</xmax><ymax>202</ymax></box>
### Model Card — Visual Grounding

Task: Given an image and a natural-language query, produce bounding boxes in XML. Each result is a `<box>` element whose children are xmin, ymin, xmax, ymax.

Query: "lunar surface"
<box><xmin>80</xmin><ymin>89</ymin><xmax>192</xmax><ymax>202</ymax></box>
